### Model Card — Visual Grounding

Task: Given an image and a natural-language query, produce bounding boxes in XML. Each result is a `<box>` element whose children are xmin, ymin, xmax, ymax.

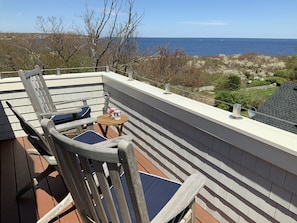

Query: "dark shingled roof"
<box><xmin>252</xmin><ymin>82</ymin><xmax>297</xmax><ymax>134</ymax></box>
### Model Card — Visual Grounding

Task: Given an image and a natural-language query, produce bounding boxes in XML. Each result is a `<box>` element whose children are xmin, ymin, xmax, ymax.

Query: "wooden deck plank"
<box><xmin>31</xmin><ymin>149</ymin><xmax>57</xmax><ymax>220</ymax></box>
<box><xmin>0</xmin><ymin>139</ymin><xmax>20</xmax><ymax>223</ymax></box>
<box><xmin>14</xmin><ymin>137</ymin><xmax>37</xmax><ymax>223</ymax></box>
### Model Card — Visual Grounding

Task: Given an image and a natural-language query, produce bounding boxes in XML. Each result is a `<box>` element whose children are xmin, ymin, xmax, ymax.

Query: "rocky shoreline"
<box><xmin>188</xmin><ymin>54</ymin><xmax>287</xmax><ymax>81</ymax></box>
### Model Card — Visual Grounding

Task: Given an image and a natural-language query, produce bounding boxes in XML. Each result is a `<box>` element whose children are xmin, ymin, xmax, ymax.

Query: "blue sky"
<box><xmin>1</xmin><ymin>0</ymin><xmax>297</xmax><ymax>38</ymax></box>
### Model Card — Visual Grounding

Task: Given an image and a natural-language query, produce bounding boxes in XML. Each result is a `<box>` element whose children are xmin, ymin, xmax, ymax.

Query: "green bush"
<box><xmin>274</xmin><ymin>68</ymin><xmax>297</xmax><ymax>81</ymax></box>
<box><xmin>215</xmin><ymin>74</ymin><xmax>241</xmax><ymax>91</ymax></box>
<box><xmin>288</xmin><ymin>69</ymin><xmax>297</xmax><ymax>80</ymax></box>
<box><xmin>228</xmin><ymin>75</ymin><xmax>241</xmax><ymax>90</ymax></box>
<box><xmin>274</xmin><ymin>69</ymin><xmax>289</xmax><ymax>78</ymax></box>
<box><xmin>215</xmin><ymin>77</ymin><xmax>228</xmax><ymax>91</ymax></box>
<box><xmin>215</xmin><ymin>91</ymin><xmax>233</xmax><ymax>110</ymax></box>
<box><xmin>265</xmin><ymin>77</ymin><xmax>286</xmax><ymax>86</ymax></box>
<box><xmin>215</xmin><ymin>90</ymin><xmax>253</xmax><ymax>111</ymax></box>
<box><xmin>246</xmin><ymin>79</ymin><xmax>270</xmax><ymax>87</ymax></box>
<box><xmin>286</xmin><ymin>55</ymin><xmax>297</xmax><ymax>70</ymax></box>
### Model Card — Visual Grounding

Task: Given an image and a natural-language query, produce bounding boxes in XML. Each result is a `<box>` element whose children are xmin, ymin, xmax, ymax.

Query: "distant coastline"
<box><xmin>1</xmin><ymin>32</ymin><xmax>296</xmax><ymax>56</ymax></box>
<box><xmin>136</xmin><ymin>37</ymin><xmax>297</xmax><ymax>56</ymax></box>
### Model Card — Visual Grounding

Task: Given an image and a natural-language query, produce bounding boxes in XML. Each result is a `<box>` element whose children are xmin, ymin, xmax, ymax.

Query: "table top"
<box><xmin>97</xmin><ymin>114</ymin><xmax>129</xmax><ymax>125</ymax></box>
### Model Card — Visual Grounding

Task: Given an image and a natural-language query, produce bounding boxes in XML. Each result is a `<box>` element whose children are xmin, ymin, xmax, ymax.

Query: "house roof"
<box><xmin>252</xmin><ymin>81</ymin><xmax>297</xmax><ymax>134</ymax></box>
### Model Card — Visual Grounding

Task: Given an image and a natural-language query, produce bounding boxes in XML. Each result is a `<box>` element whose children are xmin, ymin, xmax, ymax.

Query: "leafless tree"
<box><xmin>81</xmin><ymin>0</ymin><xmax>142</xmax><ymax>71</ymax></box>
<box><xmin>16</xmin><ymin>36</ymin><xmax>45</xmax><ymax>69</ymax></box>
<box><xmin>0</xmin><ymin>34</ymin><xmax>43</xmax><ymax>71</ymax></box>
<box><xmin>36</xmin><ymin>16</ymin><xmax>85</xmax><ymax>67</ymax></box>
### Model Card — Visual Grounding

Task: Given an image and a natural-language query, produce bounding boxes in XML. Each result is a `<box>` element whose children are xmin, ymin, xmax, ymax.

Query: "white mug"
<box><xmin>112</xmin><ymin>109</ymin><xmax>121</xmax><ymax>120</ymax></box>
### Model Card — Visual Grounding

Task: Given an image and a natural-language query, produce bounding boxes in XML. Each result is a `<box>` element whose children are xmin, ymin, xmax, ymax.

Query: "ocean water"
<box><xmin>136</xmin><ymin>38</ymin><xmax>297</xmax><ymax>56</ymax></box>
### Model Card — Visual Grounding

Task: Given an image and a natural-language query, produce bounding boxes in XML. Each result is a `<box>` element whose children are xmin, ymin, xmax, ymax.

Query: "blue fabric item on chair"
<box><xmin>73</xmin><ymin>130</ymin><xmax>106</xmax><ymax>144</ymax></box>
<box><xmin>107</xmin><ymin>172</ymin><xmax>187</xmax><ymax>223</ymax></box>
<box><xmin>51</xmin><ymin>106</ymin><xmax>91</xmax><ymax>125</ymax></box>
<box><xmin>136</xmin><ymin>173</ymin><xmax>182</xmax><ymax>222</ymax></box>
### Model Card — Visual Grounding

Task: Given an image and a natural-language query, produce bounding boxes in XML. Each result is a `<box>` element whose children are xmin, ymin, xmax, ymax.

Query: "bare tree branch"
<box><xmin>81</xmin><ymin>0</ymin><xmax>142</xmax><ymax>71</ymax></box>
<box><xmin>36</xmin><ymin>16</ymin><xmax>84</xmax><ymax>66</ymax></box>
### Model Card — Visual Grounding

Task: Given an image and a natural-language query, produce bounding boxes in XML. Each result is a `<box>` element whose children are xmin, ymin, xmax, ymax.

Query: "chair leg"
<box><xmin>16</xmin><ymin>165</ymin><xmax>57</xmax><ymax>198</ymax></box>
<box><xmin>179</xmin><ymin>209</ymin><xmax>192</xmax><ymax>223</ymax></box>
<box><xmin>191</xmin><ymin>202</ymin><xmax>195</xmax><ymax>223</ymax></box>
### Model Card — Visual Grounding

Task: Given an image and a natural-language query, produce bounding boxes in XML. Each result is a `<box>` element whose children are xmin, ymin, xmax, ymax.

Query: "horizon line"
<box><xmin>0</xmin><ymin>32</ymin><xmax>296</xmax><ymax>40</ymax></box>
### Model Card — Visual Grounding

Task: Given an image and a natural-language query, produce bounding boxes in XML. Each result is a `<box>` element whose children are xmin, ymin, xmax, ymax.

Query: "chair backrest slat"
<box><xmin>90</xmin><ymin>159</ymin><xmax>121</xmax><ymax>223</ymax></box>
<box><xmin>19</xmin><ymin>65</ymin><xmax>56</xmax><ymax>120</ymax></box>
<box><xmin>108</xmin><ymin>163</ymin><xmax>133</xmax><ymax>223</ymax></box>
<box><xmin>80</xmin><ymin>158</ymin><xmax>109</xmax><ymax>223</ymax></box>
<box><xmin>59</xmin><ymin>145</ymin><xmax>102</xmax><ymax>222</ymax></box>
<box><xmin>119</xmin><ymin>141</ymin><xmax>150</xmax><ymax>223</ymax></box>
<box><xmin>31</xmin><ymin>74</ymin><xmax>52</xmax><ymax>113</ymax></box>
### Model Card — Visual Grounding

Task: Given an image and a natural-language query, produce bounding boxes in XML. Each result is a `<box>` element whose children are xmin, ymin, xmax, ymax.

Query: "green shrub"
<box><xmin>274</xmin><ymin>69</ymin><xmax>289</xmax><ymax>78</ymax></box>
<box><xmin>246</xmin><ymin>79</ymin><xmax>270</xmax><ymax>87</ymax></box>
<box><xmin>215</xmin><ymin>91</ymin><xmax>233</xmax><ymax>110</ymax></box>
<box><xmin>215</xmin><ymin>90</ymin><xmax>253</xmax><ymax>111</ymax></box>
<box><xmin>288</xmin><ymin>69</ymin><xmax>297</xmax><ymax>80</ymax></box>
<box><xmin>215</xmin><ymin>77</ymin><xmax>228</xmax><ymax>91</ymax></box>
<box><xmin>265</xmin><ymin>77</ymin><xmax>286</xmax><ymax>86</ymax></box>
<box><xmin>286</xmin><ymin>55</ymin><xmax>297</xmax><ymax>70</ymax></box>
<box><xmin>274</xmin><ymin>69</ymin><xmax>297</xmax><ymax>81</ymax></box>
<box><xmin>228</xmin><ymin>75</ymin><xmax>241</xmax><ymax>90</ymax></box>
<box><xmin>215</xmin><ymin>74</ymin><xmax>241</xmax><ymax>91</ymax></box>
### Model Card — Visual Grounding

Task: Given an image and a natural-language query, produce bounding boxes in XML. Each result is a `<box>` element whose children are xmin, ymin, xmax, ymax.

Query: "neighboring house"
<box><xmin>252</xmin><ymin>81</ymin><xmax>297</xmax><ymax>134</ymax></box>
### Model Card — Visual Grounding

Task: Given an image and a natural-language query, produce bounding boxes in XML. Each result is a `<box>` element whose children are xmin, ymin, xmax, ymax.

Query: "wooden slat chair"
<box><xmin>18</xmin><ymin>65</ymin><xmax>104</xmax><ymax>126</ymax></box>
<box><xmin>6</xmin><ymin>101</ymin><xmax>98</xmax><ymax>198</ymax></box>
<box><xmin>41</xmin><ymin>118</ymin><xmax>206</xmax><ymax>223</ymax></box>
<box><xmin>36</xmin><ymin>126</ymin><xmax>132</xmax><ymax>223</ymax></box>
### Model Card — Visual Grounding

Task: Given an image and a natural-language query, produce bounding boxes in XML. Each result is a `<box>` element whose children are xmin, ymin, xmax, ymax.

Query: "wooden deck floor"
<box><xmin>0</xmin><ymin>126</ymin><xmax>217</xmax><ymax>223</ymax></box>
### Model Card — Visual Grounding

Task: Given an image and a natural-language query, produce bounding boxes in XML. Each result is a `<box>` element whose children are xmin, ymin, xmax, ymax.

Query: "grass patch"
<box><xmin>245</xmin><ymin>87</ymin><xmax>277</xmax><ymax>100</ymax></box>
<box><xmin>241</xmin><ymin>87</ymin><xmax>277</xmax><ymax>117</ymax></box>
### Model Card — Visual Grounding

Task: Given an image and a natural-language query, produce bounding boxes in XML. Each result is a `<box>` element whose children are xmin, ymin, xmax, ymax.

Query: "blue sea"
<box><xmin>136</xmin><ymin>38</ymin><xmax>297</xmax><ymax>56</ymax></box>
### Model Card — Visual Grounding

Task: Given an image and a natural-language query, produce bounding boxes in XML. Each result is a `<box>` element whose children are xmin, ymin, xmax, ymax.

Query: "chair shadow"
<box><xmin>37</xmin><ymin>173</ymin><xmax>77</xmax><ymax>222</ymax></box>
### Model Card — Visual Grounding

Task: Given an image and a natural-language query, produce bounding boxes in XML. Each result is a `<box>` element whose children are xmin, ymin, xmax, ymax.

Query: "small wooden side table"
<box><xmin>97</xmin><ymin>114</ymin><xmax>129</xmax><ymax>137</ymax></box>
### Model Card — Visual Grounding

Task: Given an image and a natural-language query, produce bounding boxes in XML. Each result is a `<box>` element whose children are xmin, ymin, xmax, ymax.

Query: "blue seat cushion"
<box><xmin>107</xmin><ymin>172</ymin><xmax>186</xmax><ymax>223</ymax></box>
<box><xmin>51</xmin><ymin>106</ymin><xmax>91</xmax><ymax>125</ymax></box>
<box><xmin>73</xmin><ymin>130</ymin><xmax>107</xmax><ymax>144</ymax></box>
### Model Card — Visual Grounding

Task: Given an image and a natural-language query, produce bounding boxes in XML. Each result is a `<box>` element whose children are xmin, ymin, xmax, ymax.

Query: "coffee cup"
<box><xmin>112</xmin><ymin>109</ymin><xmax>121</xmax><ymax>120</ymax></box>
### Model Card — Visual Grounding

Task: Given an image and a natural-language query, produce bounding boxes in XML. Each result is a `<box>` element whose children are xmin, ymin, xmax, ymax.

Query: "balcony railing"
<box><xmin>1</xmin><ymin>69</ymin><xmax>297</xmax><ymax>222</ymax></box>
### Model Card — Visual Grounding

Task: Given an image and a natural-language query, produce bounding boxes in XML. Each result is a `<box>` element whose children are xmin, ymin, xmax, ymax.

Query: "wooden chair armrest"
<box><xmin>90</xmin><ymin>135</ymin><xmax>133</xmax><ymax>148</ymax></box>
<box><xmin>53</xmin><ymin>96</ymin><xmax>98</xmax><ymax>106</ymax></box>
<box><xmin>151</xmin><ymin>173</ymin><xmax>205</xmax><ymax>223</ymax></box>
<box><xmin>39</xmin><ymin>108</ymin><xmax>82</xmax><ymax>117</ymax></box>
<box><xmin>55</xmin><ymin>117</ymin><xmax>97</xmax><ymax>132</ymax></box>
<box><xmin>99</xmin><ymin>135</ymin><xmax>133</xmax><ymax>144</ymax></box>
